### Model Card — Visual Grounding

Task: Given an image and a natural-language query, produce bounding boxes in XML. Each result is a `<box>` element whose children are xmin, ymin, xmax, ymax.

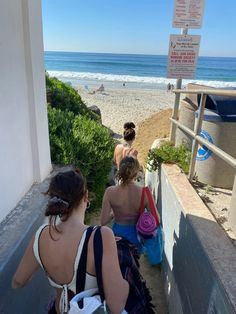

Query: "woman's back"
<box><xmin>32</xmin><ymin>222</ymin><xmax>129</xmax><ymax>314</ymax></box>
<box><xmin>37</xmin><ymin>224</ymin><xmax>96</xmax><ymax>286</ymax></box>
<box><xmin>105</xmin><ymin>184</ymin><xmax>142</xmax><ymax>224</ymax></box>
<box><xmin>113</xmin><ymin>122</ymin><xmax>137</xmax><ymax>169</ymax></box>
<box><xmin>101</xmin><ymin>156</ymin><xmax>153</xmax><ymax>253</ymax></box>
<box><xmin>114</xmin><ymin>143</ymin><xmax>137</xmax><ymax>169</ymax></box>
<box><xmin>34</xmin><ymin>223</ymin><xmax>99</xmax><ymax>313</ymax></box>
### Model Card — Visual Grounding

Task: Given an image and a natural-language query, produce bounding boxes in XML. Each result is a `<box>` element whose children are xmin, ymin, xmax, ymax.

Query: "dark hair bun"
<box><xmin>45</xmin><ymin>196</ymin><xmax>69</xmax><ymax>217</ymax></box>
<box><xmin>124</xmin><ymin>122</ymin><xmax>135</xmax><ymax>130</ymax></box>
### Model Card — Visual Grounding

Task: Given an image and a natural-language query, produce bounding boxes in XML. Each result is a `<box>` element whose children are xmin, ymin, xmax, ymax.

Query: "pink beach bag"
<box><xmin>136</xmin><ymin>187</ymin><xmax>160</xmax><ymax>237</ymax></box>
<box><xmin>136</xmin><ymin>187</ymin><xmax>164</xmax><ymax>265</ymax></box>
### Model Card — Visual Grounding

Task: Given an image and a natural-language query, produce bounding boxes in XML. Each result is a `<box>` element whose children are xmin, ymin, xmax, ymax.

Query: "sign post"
<box><xmin>167</xmin><ymin>34</ymin><xmax>201</xmax><ymax>79</ymax></box>
<box><xmin>169</xmin><ymin>0</ymin><xmax>205</xmax><ymax>143</ymax></box>
<box><xmin>173</xmin><ymin>0</ymin><xmax>205</xmax><ymax>29</ymax></box>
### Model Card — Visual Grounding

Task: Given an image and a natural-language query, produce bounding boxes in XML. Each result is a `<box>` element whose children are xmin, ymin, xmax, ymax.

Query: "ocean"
<box><xmin>44</xmin><ymin>51</ymin><xmax>236</xmax><ymax>90</ymax></box>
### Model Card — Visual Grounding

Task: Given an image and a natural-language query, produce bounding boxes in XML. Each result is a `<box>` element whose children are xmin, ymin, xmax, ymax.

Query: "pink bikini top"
<box><xmin>114</xmin><ymin>211</ymin><xmax>139</xmax><ymax>221</ymax></box>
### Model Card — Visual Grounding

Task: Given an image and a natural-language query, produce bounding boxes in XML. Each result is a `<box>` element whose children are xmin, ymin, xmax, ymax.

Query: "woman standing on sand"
<box><xmin>101</xmin><ymin>156</ymin><xmax>160</xmax><ymax>253</ymax></box>
<box><xmin>113</xmin><ymin>122</ymin><xmax>138</xmax><ymax>170</ymax></box>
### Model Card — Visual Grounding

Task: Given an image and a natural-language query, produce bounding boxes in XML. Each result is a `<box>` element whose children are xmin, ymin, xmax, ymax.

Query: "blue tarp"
<box><xmin>197</xmin><ymin>87</ymin><xmax>236</xmax><ymax>117</ymax></box>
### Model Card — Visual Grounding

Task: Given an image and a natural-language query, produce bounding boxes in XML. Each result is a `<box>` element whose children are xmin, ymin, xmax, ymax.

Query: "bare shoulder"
<box><xmin>137</xmin><ymin>184</ymin><xmax>144</xmax><ymax>191</ymax></box>
<box><xmin>132</xmin><ymin>184</ymin><xmax>143</xmax><ymax>192</ymax></box>
<box><xmin>100</xmin><ymin>225</ymin><xmax>114</xmax><ymax>236</ymax></box>
<box><xmin>105</xmin><ymin>185</ymin><xmax>118</xmax><ymax>194</ymax></box>
<box><xmin>130</xmin><ymin>184</ymin><xmax>144</xmax><ymax>197</ymax></box>
<box><xmin>114</xmin><ymin>143</ymin><xmax>123</xmax><ymax>152</ymax></box>
<box><xmin>116</xmin><ymin>143</ymin><xmax>123</xmax><ymax>148</ymax></box>
<box><xmin>100</xmin><ymin>226</ymin><xmax>116</xmax><ymax>246</ymax></box>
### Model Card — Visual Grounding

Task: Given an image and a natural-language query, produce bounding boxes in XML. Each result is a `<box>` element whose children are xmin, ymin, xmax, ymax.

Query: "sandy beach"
<box><xmin>77</xmin><ymin>86</ymin><xmax>175</xmax><ymax>136</ymax></box>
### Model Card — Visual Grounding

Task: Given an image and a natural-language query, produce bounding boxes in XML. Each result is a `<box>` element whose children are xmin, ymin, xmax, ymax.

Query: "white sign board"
<box><xmin>167</xmin><ymin>34</ymin><xmax>201</xmax><ymax>79</ymax></box>
<box><xmin>173</xmin><ymin>0</ymin><xmax>205</xmax><ymax>28</ymax></box>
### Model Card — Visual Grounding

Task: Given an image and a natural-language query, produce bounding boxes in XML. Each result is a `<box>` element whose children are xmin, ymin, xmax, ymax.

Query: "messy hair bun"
<box><xmin>45</xmin><ymin>170</ymin><xmax>87</xmax><ymax>238</ymax></box>
<box><xmin>123</xmin><ymin>122</ymin><xmax>136</xmax><ymax>141</ymax></box>
<box><xmin>117</xmin><ymin>156</ymin><xmax>140</xmax><ymax>185</ymax></box>
<box><xmin>45</xmin><ymin>196</ymin><xmax>69</xmax><ymax>217</ymax></box>
<box><xmin>124</xmin><ymin>122</ymin><xmax>135</xmax><ymax>130</ymax></box>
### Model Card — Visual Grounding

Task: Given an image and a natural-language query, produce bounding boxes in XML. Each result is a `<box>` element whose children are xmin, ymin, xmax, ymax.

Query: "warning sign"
<box><xmin>173</xmin><ymin>0</ymin><xmax>205</xmax><ymax>29</ymax></box>
<box><xmin>167</xmin><ymin>34</ymin><xmax>201</xmax><ymax>79</ymax></box>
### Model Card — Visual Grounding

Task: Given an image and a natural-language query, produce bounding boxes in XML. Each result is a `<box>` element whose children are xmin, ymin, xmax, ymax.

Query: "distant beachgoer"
<box><xmin>84</xmin><ymin>85</ymin><xmax>96</xmax><ymax>94</ymax></box>
<box><xmin>171</xmin><ymin>84</ymin><xmax>175</xmax><ymax>90</ymax></box>
<box><xmin>113</xmin><ymin>122</ymin><xmax>138</xmax><ymax>170</ymax></box>
<box><xmin>88</xmin><ymin>90</ymin><xmax>96</xmax><ymax>95</ymax></box>
<box><xmin>167</xmin><ymin>82</ymin><xmax>171</xmax><ymax>92</ymax></box>
<box><xmin>123</xmin><ymin>83</ymin><xmax>126</xmax><ymax>87</ymax></box>
<box><xmin>96</xmin><ymin>84</ymin><xmax>105</xmax><ymax>92</ymax></box>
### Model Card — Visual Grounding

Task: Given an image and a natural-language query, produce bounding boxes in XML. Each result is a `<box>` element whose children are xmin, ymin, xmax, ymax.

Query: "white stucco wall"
<box><xmin>0</xmin><ymin>0</ymin><xmax>51</xmax><ymax>222</ymax></box>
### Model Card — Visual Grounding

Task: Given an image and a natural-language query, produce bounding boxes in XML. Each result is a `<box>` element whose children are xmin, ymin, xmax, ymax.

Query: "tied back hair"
<box><xmin>117</xmin><ymin>156</ymin><xmax>140</xmax><ymax>185</ymax></box>
<box><xmin>124</xmin><ymin>122</ymin><xmax>135</xmax><ymax>130</ymax></box>
<box><xmin>123</xmin><ymin>122</ymin><xmax>136</xmax><ymax>141</ymax></box>
<box><xmin>46</xmin><ymin>196</ymin><xmax>69</xmax><ymax>217</ymax></box>
<box><xmin>45</xmin><ymin>169</ymin><xmax>87</xmax><ymax>239</ymax></box>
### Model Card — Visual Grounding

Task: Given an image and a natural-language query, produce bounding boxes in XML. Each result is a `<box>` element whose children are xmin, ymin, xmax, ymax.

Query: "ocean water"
<box><xmin>44</xmin><ymin>51</ymin><xmax>236</xmax><ymax>90</ymax></box>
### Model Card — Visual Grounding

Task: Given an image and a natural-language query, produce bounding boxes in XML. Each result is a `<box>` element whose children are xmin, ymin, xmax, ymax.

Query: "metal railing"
<box><xmin>170</xmin><ymin>89</ymin><xmax>236</xmax><ymax>233</ymax></box>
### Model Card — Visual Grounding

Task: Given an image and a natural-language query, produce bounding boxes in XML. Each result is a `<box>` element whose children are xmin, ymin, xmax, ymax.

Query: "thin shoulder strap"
<box><xmin>122</xmin><ymin>145</ymin><xmax>132</xmax><ymax>158</ymax></box>
<box><xmin>76</xmin><ymin>226</ymin><xmax>94</xmax><ymax>293</ymax></box>
<box><xmin>93</xmin><ymin>226</ymin><xmax>105</xmax><ymax>302</ymax></box>
<box><xmin>33</xmin><ymin>224</ymin><xmax>49</xmax><ymax>270</ymax></box>
<box><xmin>144</xmin><ymin>187</ymin><xmax>160</xmax><ymax>225</ymax></box>
<box><xmin>122</xmin><ymin>147</ymin><xmax>126</xmax><ymax>157</ymax></box>
<box><xmin>138</xmin><ymin>187</ymin><xmax>146</xmax><ymax>214</ymax></box>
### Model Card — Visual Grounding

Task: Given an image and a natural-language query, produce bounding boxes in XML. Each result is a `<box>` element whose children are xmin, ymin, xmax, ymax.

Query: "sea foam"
<box><xmin>48</xmin><ymin>70</ymin><xmax>236</xmax><ymax>89</ymax></box>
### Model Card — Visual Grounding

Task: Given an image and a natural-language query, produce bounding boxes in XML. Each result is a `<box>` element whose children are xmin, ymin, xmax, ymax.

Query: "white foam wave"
<box><xmin>48</xmin><ymin>70</ymin><xmax>236</xmax><ymax>89</ymax></box>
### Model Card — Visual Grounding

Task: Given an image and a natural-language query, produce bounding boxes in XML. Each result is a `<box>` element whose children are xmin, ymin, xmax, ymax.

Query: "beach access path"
<box><xmin>77</xmin><ymin>86</ymin><xmax>175</xmax><ymax>136</ymax></box>
<box><xmin>80</xmin><ymin>86</ymin><xmax>172</xmax><ymax>312</ymax></box>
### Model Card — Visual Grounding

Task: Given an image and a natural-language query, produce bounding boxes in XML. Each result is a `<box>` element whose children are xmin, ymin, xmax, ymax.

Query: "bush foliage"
<box><xmin>47</xmin><ymin>107</ymin><xmax>76</xmax><ymax>165</ymax></box>
<box><xmin>46</xmin><ymin>74</ymin><xmax>99</xmax><ymax>121</ymax></box>
<box><xmin>147</xmin><ymin>141</ymin><xmax>191</xmax><ymax>174</ymax></box>
<box><xmin>72</xmin><ymin>116</ymin><xmax>115</xmax><ymax>204</ymax></box>
<box><xmin>47</xmin><ymin>76</ymin><xmax>115</xmax><ymax>209</ymax></box>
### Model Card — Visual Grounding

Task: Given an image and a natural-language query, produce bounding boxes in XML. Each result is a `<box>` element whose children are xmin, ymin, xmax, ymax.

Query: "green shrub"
<box><xmin>147</xmin><ymin>141</ymin><xmax>191</xmax><ymax>174</ymax></box>
<box><xmin>73</xmin><ymin>116</ymin><xmax>115</xmax><ymax>207</ymax></box>
<box><xmin>48</xmin><ymin>107</ymin><xmax>115</xmax><ymax>209</ymax></box>
<box><xmin>47</xmin><ymin>107</ymin><xmax>76</xmax><ymax>164</ymax></box>
<box><xmin>46</xmin><ymin>74</ymin><xmax>99</xmax><ymax>121</ymax></box>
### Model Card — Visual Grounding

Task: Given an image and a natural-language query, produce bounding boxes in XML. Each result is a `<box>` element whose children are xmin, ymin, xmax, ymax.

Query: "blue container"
<box><xmin>195</xmin><ymin>108</ymin><xmax>236</xmax><ymax>188</ymax></box>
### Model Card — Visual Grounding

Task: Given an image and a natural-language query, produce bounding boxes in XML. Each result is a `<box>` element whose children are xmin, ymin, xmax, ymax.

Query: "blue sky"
<box><xmin>42</xmin><ymin>0</ymin><xmax>236</xmax><ymax>57</ymax></box>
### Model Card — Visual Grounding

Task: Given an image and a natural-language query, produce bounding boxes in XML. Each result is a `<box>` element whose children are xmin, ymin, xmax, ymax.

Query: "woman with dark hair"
<box><xmin>113</xmin><ymin>122</ymin><xmax>138</xmax><ymax>170</ymax></box>
<box><xmin>12</xmin><ymin>170</ymin><xmax>129</xmax><ymax>314</ymax></box>
<box><xmin>101</xmin><ymin>156</ymin><xmax>160</xmax><ymax>253</ymax></box>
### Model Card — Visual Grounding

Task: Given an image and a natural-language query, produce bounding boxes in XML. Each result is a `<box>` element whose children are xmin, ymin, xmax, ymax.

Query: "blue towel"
<box><xmin>112</xmin><ymin>223</ymin><xmax>143</xmax><ymax>253</ymax></box>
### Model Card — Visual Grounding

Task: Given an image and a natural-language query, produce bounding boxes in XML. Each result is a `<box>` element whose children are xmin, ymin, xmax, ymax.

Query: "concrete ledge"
<box><xmin>159</xmin><ymin>164</ymin><xmax>236</xmax><ymax>313</ymax></box>
<box><xmin>0</xmin><ymin>174</ymin><xmax>54</xmax><ymax>313</ymax></box>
